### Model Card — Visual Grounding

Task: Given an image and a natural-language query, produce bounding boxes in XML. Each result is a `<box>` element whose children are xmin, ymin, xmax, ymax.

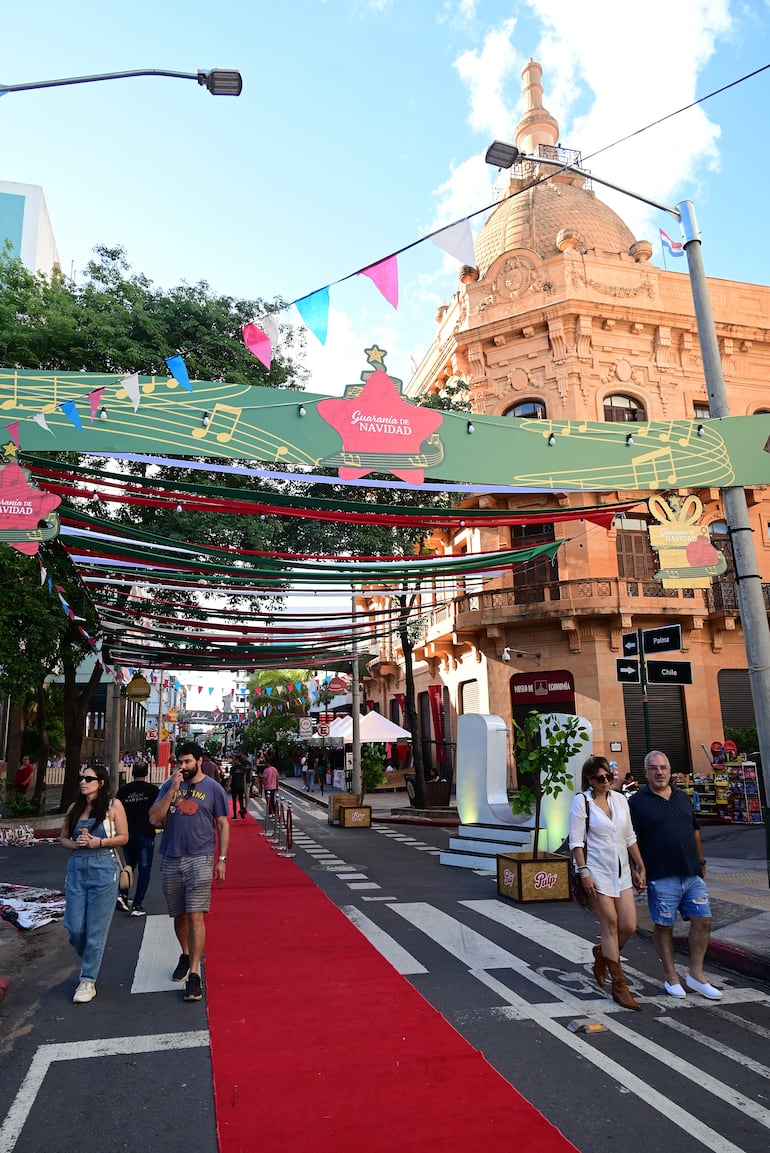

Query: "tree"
<box><xmin>512</xmin><ymin>710</ymin><xmax>590</xmax><ymax>859</ymax></box>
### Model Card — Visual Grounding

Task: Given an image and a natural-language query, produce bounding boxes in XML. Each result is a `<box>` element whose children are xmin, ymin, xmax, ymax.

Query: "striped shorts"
<box><xmin>160</xmin><ymin>854</ymin><xmax>214</xmax><ymax>916</ymax></box>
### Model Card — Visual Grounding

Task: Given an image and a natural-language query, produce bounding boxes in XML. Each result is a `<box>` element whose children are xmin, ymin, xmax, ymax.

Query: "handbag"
<box><xmin>105</xmin><ymin>807</ymin><xmax>133</xmax><ymax>891</ymax></box>
<box><xmin>570</xmin><ymin>795</ymin><xmax>592</xmax><ymax>908</ymax></box>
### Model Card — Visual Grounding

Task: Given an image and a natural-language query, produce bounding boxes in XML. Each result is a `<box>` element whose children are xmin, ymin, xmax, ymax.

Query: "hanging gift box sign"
<box><xmin>647</xmin><ymin>494</ymin><xmax>727</xmax><ymax>588</ymax></box>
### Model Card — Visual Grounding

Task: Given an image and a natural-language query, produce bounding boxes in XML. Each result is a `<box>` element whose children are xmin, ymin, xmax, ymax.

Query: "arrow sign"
<box><xmin>616</xmin><ymin>659</ymin><xmax>640</xmax><ymax>683</ymax></box>
<box><xmin>642</xmin><ymin>623</ymin><xmax>682</xmax><ymax>655</ymax></box>
<box><xmin>622</xmin><ymin>632</ymin><xmax>638</xmax><ymax>656</ymax></box>
<box><xmin>646</xmin><ymin>660</ymin><xmax>692</xmax><ymax>685</ymax></box>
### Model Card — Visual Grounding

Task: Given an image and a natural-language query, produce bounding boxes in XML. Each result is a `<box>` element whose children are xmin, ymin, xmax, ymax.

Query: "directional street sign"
<box><xmin>642</xmin><ymin>623</ymin><xmax>682</xmax><ymax>655</ymax></box>
<box><xmin>646</xmin><ymin>660</ymin><xmax>693</xmax><ymax>685</ymax></box>
<box><xmin>616</xmin><ymin>659</ymin><xmax>640</xmax><ymax>684</ymax></box>
<box><xmin>622</xmin><ymin>623</ymin><xmax>682</xmax><ymax>657</ymax></box>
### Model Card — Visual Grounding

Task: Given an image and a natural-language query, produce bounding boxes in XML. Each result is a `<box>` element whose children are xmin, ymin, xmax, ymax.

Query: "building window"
<box><xmin>693</xmin><ymin>402</ymin><xmax>710</xmax><ymax>419</ymax></box>
<box><xmin>506</xmin><ymin>399</ymin><xmax>547</xmax><ymax>420</ymax></box>
<box><xmin>604</xmin><ymin>394</ymin><xmax>646</xmax><ymax>422</ymax></box>
<box><xmin>512</xmin><ymin>523</ymin><xmax>559</xmax><ymax>602</ymax></box>
<box><xmin>615</xmin><ymin>517</ymin><xmax>656</xmax><ymax>580</ymax></box>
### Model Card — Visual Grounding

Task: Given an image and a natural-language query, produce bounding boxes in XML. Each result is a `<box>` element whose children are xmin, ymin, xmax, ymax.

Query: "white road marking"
<box><xmin>462</xmin><ymin>899</ymin><xmax>593</xmax><ymax>964</ymax></box>
<box><xmin>660</xmin><ymin>1016</ymin><xmax>770</xmax><ymax>1079</ymax></box>
<box><xmin>713</xmin><ymin>1006</ymin><xmax>770</xmax><ymax>1039</ymax></box>
<box><xmin>341</xmin><ymin>906</ymin><xmax>427</xmax><ymax>974</ymax></box>
<box><xmin>131</xmin><ymin>916</ymin><xmax>184</xmax><ymax>993</ymax></box>
<box><xmin>473</xmin><ymin>970</ymin><xmax>747</xmax><ymax>1153</ymax></box>
<box><xmin>0</xmin><ymin>1031</ymin><xmax>208</xmax><ymax>1152</ymax></box>
<box><xmin>347</xmin><ymin>882</ymin><xmax>381</xmax><ymax>890</ymax></box>
<box><xmin>390</xmin><ymin>903</ymin><xmax>522</xmax><ymax>969</ymax></box>
<box><xmin>336</xmin><ymin>872</ymin><xmax>368</xmax><ymax>880</ymax></box>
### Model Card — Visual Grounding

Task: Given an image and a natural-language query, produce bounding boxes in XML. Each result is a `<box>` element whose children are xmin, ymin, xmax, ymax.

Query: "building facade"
<box><xmin>362</xmin><ymin>61</ymin><xmax>770</xmax><ymax>781</ymax></box>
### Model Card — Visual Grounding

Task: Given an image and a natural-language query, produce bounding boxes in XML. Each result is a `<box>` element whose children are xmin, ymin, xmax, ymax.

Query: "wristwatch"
<box><xmin>218</xmin><ymin>855</ymin><xmax>227</xmax><ymax>862</ymax></box>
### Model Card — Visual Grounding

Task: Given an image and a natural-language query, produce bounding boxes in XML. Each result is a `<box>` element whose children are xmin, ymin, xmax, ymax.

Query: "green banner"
<box><xmin>3</xmin><ymin>367</ymin><xmax>769</xmax><ymax>490</ymax></box>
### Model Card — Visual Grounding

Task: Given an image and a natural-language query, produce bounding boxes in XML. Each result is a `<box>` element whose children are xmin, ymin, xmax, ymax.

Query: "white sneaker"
<box><xmin>73</xmin><ymin>979</ymin><xmax>97</xmax><ymax>1004</ymax></box>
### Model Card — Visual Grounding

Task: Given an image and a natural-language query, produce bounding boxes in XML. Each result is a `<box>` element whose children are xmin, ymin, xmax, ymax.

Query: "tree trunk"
<box><xmin>60</xmin><ymin>660</ymin><xmax>104</xmax><ymax>811</ymax></box>
<box><xmin>5</xmin><ymin>701</ymin><xmax>25</xmax><ymax>783</ymax></box>
<box><xmin>33</xmin><ymin>680</ymin><xmax>49</xmax><ymax>808</ymax></box>
<box><xmin>532</xmin><ymin>789</ymin><xmax>542</xmax><ymax>860</ymax></box>
<box><xmin>398</xmin><ymin>595</ymin><xmax>426</xmax><ymax>808</ymax></box>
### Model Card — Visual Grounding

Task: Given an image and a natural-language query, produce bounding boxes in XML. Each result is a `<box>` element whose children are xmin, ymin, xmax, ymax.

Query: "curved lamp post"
<box><xmin>0</xmin><ymin>68</ymin><xmax>242</xmax><ymax>97</ymax></box>
<box><xmin>486</xmin><ymin>141</ymin><xmax>770</xmax><ymax>865</ymax></box>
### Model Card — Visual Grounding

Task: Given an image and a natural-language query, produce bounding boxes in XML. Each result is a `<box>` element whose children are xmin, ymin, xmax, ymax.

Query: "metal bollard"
<box><xmin>278</xmin><ymin>804</ymin><xmax>295</xmax><ymax>857</ymax></box>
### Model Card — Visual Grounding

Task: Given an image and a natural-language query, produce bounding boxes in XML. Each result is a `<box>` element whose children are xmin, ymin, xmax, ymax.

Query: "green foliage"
<box><xmin>240</xmin><ymin>712</ymin><xmax>299</xmax><ymax>772</ymax></box>
<box><xmin>0</xmin><ymin>780</ymin><xmax>45</xmax><ymax>817</ymax></box>
<box><xmin>513</xmin><ymin>711</ymin><xmax>590</xmax><ymax>859</ymax></box>
<box><xmin>723</xmin><ymin>726</ymin><xmax>758</xmax><ymax>756</ymax></box>
<box><xmin>360</xmin><ymin>743</ymin><xmax>386</xmax><ymax>801</ymax></box>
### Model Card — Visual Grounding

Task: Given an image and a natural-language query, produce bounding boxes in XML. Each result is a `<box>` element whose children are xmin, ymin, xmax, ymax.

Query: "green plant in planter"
<box><xmin>512</xmin><ymin>711</ymin><xmax>590</xmax><ymax>859</ymax></box>
<box><xmin>359</xmin><ymin>743</ymin><xmax>386</xmax><ymax>805</ymax></box>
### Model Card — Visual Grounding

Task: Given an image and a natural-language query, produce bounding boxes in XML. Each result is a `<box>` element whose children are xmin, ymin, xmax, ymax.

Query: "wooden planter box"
<box><xmin>339</xmin><ymin>805</ymin><xmax>372</xmax><ymax>828</ymax></box>
<box><xmin>497</xmin><ymin>852</ymin><xmax>571</xmax><ymax>903</ymax></box>
<box><xmin>328</xmin><ymin>794</ymin><xmax>360</xmax><ymax>825</ymax></box>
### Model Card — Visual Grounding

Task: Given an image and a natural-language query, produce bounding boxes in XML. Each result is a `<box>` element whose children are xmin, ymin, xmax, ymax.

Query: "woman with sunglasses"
<box><xmin>569</xmin><ymin>754</ymin><xmax>646</xmax><ymax>1010</ymax></box>
<box><xmin>60</xmin><ymin>765</ymin><xmax>128</xmax><ymax>1004</ymax></box>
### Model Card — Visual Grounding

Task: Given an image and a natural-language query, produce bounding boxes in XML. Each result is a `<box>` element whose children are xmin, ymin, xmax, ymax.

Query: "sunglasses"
<box><xmin>591</xmin><ymin>773</ymin><xmax>612</xmax><ymax>783</ymax></box>
<box><xmin>79</xmin><ymin>774</ymin><xmax>99</xmax><ymax>783</ymax></box>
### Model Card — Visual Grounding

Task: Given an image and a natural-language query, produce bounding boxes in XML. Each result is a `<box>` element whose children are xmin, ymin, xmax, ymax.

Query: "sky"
<box><xmin>3</xmin><ymin>0</ymin><xmax>770</xmax><ymax>399</ymax></box>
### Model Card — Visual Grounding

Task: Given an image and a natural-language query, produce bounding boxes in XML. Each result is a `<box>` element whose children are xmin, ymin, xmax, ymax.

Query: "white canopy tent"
<box><xmin>324</xmin><ymin>712</ymin><xmax>411</xmax><ymax>743</ymax></box>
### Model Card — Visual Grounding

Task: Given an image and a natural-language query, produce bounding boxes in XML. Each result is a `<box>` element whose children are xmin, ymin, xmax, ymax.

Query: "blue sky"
<box><xmin>2</xmin><ymin>0</ymin><xmax>770</xmax><ymax>395</ymax></box>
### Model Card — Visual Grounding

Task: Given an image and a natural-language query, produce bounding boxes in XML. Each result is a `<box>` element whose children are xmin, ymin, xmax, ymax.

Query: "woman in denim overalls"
<box><xmin>60</xmin><ymin>765</ymin><xmax>128</xmax><ymax>1004</ymax></box>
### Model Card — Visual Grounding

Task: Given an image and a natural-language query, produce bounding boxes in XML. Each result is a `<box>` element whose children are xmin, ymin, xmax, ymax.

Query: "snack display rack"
<box><xmin>672</xmin><ymin>761</ymin><xmax>763</xmax><ymax>824</ymax></box>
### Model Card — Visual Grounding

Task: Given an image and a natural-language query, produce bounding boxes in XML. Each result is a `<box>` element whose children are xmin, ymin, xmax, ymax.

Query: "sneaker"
<box><xmin>130</xmin><ymin>904</ymin><xmax>147</xmax><ymax>917</ymax></box>
<box><xmin>116</xmin><ymin>894</ymin><xmax>131</xmax><ymax>913</ymax></box>
<box><xmin>184</xmin><ymin>972</ymin><xmax>203</xmax><ymax>1001</ymax></box>
<box><xmin>172</xmin><ymin>953</ymin><xmax>190</xmax><ymax>982</ymax></box>
<box><xmin>73</xmin><ymin>979</ymin><xmax>97</xmax><ymax>1004</ymax></box>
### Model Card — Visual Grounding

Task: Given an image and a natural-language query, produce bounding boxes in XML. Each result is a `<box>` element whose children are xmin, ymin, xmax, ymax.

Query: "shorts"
<box><xmin>160</xmin><ymin>855</ymin><xmax>214</xmax><ymax>917</ymax></box>
<box><xmin>646</xmin><ymin>874</ymin><xmax>712</xmax><ymax>926</ymax></box>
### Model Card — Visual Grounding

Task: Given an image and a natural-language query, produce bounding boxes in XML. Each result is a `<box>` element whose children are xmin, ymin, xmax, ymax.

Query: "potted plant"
<box><xmin>497</xmin><ymin>711</ymin><xmax>589</xmax><ymax>903</ymax></box>
<box><xmin>339</xmin><ymin>743</ymin><xmax>386</xmax><ymax>828</ymax></box>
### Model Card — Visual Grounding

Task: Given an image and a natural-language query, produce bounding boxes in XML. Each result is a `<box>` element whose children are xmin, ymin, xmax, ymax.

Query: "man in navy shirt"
<box><xmin>630</xmin><ymin>751</ymin><xmax>721</xmax><ymax>1000</ymax></box>
<box><xmin>116</xmin><ymin>762</ymin><xmax>159</xmax><ymax>916</ymax></box>
<box><xmin>149</xmin><ymin>741</ymin><xmax>229</xmax><ymax>1002</ymax></box>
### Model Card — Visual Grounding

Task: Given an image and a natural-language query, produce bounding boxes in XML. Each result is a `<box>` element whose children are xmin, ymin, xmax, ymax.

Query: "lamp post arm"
<box><xmin>0</xmin><ymin>69</ymin><xmax>199</xmax><ymax>94</ymax></box>
<box><xmin>521</xmin><ymin>153</ymin><xmax>681</xmax><ymax>220</ymax></box>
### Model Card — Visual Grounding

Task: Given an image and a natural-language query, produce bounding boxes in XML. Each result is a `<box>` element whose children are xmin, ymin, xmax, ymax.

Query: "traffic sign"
<box><xmin>616</xmin><ymin>659</ymin><xmax>640</xmax><ymax>684</ymax></box>
<box><xmin>622</xmin><ymin>623</ymin><xmax>682</xmax><ymax>657</ymax></box>
<box><xmin>299</xmin><ymin>717</ymin><xmax>313</xmax><ymax>738</ymax></box>
<box><xmin>646</xmin><ymin>660</ymin><xmax>692</xmax><ymax>685</ymax></box>
<box><xmin>318</xmin><ymin>724</ymin><xmax>330</xmax><ymax>736</ymax></box>
<box><xmin>642</xmin><ymin>623</ymin><xmax>682</xmax><ymax>655</ymax></box>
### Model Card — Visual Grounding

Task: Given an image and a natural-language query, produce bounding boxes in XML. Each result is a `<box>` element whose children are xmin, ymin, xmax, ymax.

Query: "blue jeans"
<box><xmin>124</xmin><ymin>834</ymin><xmax>156</xmax><ymax>905</ymax></box>
<box><xmin>64</xmin><ymin>849</ymin><xmax>119</xmax><ymax>980</ymax></box>
<box><xmin>646</xmin><ymin>874</ymin><xmax>712</xmax><ymax>926</ymax></box>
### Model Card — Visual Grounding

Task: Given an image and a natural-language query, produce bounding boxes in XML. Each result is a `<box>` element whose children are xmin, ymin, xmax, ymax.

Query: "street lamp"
<box><xmin>0</xmin><ymin>68</ymin><xmax>242</xmax><ymax>97</ymax></box>
<box><xmin>487</xmin><ymin>141</ymin><xmax>770</xmax><ymax>860</ymax></box>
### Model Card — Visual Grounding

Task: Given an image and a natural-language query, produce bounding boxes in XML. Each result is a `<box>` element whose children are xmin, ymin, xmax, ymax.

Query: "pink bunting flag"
<box><xmin>242</xmin><ymin>323</ymin><xmax>272</xmax><ymax>370</ymax></box>
<box><xmin>5</xmin><ymin>422</ymin><xmax>19</xmax><ymax>447</ymax></box>
<box><xmin>360</xmin><ymin>255</ymin><xmax>399</xmax><ymax>309</ymax></box>
<box><xmin>88</xmin><ymin>388</ymin><xmax>105</xmax><ymax>422</ymax></box>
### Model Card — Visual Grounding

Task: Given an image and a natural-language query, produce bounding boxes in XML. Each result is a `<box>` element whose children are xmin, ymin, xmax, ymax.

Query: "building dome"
<box><xmin>475</xmin><ymin>59</ymin><xmax>638</xmax><ymax>277</ymax></box>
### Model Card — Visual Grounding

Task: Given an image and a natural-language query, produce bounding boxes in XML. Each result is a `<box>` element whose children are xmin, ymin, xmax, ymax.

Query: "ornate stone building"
<box><xmin>362</xmin><ymin>61</ymin><xmax>770</xmax><ymax>780</ymax></box>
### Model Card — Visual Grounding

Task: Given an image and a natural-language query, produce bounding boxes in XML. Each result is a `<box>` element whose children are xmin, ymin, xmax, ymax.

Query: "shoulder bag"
<box><xmin>570</xmin><ymin>795</ymin><xmax>592</xmax><ymax>908</ymax></box>
<box><xmin>105</xmin><ymin>807</ymin><xmax>133</xmax><ymax>892</ymax></box>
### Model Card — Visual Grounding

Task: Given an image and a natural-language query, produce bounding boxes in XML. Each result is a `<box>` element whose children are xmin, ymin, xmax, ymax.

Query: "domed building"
<box><xmin>362</xmin><ymin>61</ymin><xmax>770</xmax><ymax>793</ymax></box>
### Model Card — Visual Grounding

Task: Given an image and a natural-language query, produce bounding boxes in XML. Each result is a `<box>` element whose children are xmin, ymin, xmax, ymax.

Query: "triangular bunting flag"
<box><xmin>33</xmin><ymin>412</ymin><xmax>54</xmax><ymax>435</ymax></box>
<box><xmin>295</xmin><ymin>288</ymin><xmax>329</xmax><ymax>344</ymax></box>
<box><xmin>360</xmin><ymin>255</ymin><xmax>398</xmax><ymax>309</ymax></box>
<box><xmin>88</xmin><ymin>388</ymin><xmax>105</xmax><ymax>422</ymax></box>
<box><xmin>121</xmin><ymin>372</ymin><xmax>141</xmax><ymax>412</ymax></box>
<box><xmin>60</xmin><ymin>400</ymin><xmax>83</xmax><ymax>431</ymax></box>
<box><xmin>242</xmin><ymin>322</ymin><xmax>272</xmax><ymax>370</ymax></box>
<box><xmin>5</xmin><ymin>422</ymin><xmax>19</xmax><ymax>447</ymax></box>
<box><xmin>165</xmin><ymin>354</ymin><xmax>193</xmax><ymax>392</ymax></box>
<box><xmin>429</xmin><ymin>219</ymin><xmax>476</xmax><ymax>267</ymax></box>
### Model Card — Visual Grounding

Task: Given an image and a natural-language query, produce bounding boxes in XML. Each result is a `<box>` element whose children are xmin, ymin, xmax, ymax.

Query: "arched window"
<box><xmin>604</xmin><ymin>394</ymin><xmax>646</xmax><ymax>423</ymax></box>
<box><xmin>506</xmin><ymin>399</ymin><xmax>547</xmax><ymax>420</ymax></box>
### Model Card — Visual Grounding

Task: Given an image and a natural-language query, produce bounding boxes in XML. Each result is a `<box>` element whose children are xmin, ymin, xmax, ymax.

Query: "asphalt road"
<box><xmin>2</xmin><ymin>796</ymin><xmax>769</xmax><ymax>1153</ymax></box>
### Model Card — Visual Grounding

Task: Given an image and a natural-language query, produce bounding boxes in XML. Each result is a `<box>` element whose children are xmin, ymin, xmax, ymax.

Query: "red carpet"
<box><xmin>206</xmin><ymin>819</ymin><xmax>578</xmax><ymax>1153</ymax></box>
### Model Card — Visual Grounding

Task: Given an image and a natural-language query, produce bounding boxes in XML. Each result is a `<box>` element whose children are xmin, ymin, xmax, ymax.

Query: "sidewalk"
<box><xmin>277</xmin><ymin>777</ymin><xmax>770</xmax><ymax>985</ymax></box>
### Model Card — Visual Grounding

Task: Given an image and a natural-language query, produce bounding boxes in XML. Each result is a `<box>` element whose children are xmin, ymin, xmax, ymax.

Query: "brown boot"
<box><xmin>606</xmin><ymin>958</ymin><xmax>641</xmax><ymax>1011</ymax></box>
<box><xmin>592</xmin><ymin>944</ymin><xmax>607</xmax><ymax>988</ymax></box>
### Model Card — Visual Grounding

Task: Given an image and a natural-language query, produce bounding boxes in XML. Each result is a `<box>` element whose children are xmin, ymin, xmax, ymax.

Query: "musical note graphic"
<box><xmin>630</xmin><ymin>447</ymin><xmax>677</xmax><ymax>488</ymax></box>
<box><xmin>190</xmin><ymin>403</ymin><xmax>242</xmax><ymax>443</ymax></box>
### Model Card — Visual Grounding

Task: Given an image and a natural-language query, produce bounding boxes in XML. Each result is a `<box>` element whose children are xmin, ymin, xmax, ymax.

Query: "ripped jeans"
<box><xmin>646</xmin><ymin>874</ymin><xmax>712</xmax><ymax>926</ymax></box>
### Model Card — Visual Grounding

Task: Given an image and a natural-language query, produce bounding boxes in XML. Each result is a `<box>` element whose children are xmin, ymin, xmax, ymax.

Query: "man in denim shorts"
<box><xmin>630</xmin><ymin>750</ymin><xmax>722</xmax><ymax>1000</ymax></box>
<box><xmin>149</xmin><ymin>741</ymin><xmax>229</xmax><ymax>1002</ymax></box>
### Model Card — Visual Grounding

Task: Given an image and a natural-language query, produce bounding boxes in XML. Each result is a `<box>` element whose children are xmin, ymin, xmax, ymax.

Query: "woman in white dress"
<box><xmin>569</xmin><ymin>755</ymin><xmax>647</xmax><ymax>1010</ymax></box>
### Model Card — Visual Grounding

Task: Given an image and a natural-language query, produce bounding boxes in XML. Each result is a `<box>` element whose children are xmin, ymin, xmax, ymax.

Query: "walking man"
<box><xmin>116</xmin><ymin>761</ymin><xmax>159</xmax><ymax>916</ymax></box>
<box><xmin>229</xmin><ymin>753</ymin><xmax>251</xmax><ymax>819</ymax></box>
<box><xmin>629</xmin><ymin>750</ymin><xmax>722</xmax><ymax>1000</ymax></box>
<box><xmin>148</xmin><ymin>741</ymin><xmax>229</xmax><ymax>1002</ymax></box>
<box><xmin>262</xmin><ymin>758</ymin><xmax>279</xmax><ymax>815</ymax></box>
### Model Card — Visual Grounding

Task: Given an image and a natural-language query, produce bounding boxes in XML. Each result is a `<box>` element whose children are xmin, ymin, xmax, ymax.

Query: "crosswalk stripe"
<box><xmin>462</xmin><ymin>899</ymin><xmax>592</xmax><ymax>964</ymax></box>
<box><xmin>341</xmin><ymin>906</ymin><xmax>427</xmax><ymax>974</ymax></box>
<box><xmin>131</xmin><ymin>915</ymin><xmax>182</xmax><ymax>993</ymax></box>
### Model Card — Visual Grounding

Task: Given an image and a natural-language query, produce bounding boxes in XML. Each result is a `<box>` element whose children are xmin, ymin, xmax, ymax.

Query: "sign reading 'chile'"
<box><xmin>316</xmin><ymin>345</ymin><xmax>444</xmax><ymax>483</ymax></box>
<box><xmin>0</xmin><ymin>456</ymin><xmax>61</xmax><ymax>555</ymax></box>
